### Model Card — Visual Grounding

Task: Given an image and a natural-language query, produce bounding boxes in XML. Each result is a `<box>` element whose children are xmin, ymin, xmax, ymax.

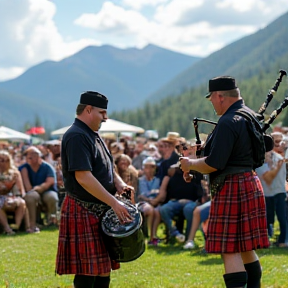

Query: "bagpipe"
<box><xmin>193</xmin><ymin>69</ymin><xmax>288</xmax><ymax>158</ymax></box>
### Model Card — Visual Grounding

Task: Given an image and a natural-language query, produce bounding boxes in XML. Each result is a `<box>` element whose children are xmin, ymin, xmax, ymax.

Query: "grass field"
<box><xmin>0</xmin><ymin>225</ymin><xmax>287</xmax><ymax>288</ymax></box>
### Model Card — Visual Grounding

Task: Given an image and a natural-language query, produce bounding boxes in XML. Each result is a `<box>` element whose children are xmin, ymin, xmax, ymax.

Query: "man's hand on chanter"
<box><xmin>179</xmin><ymin>157</ymin><xmax>191</xmax><ymax>172</ymax></box>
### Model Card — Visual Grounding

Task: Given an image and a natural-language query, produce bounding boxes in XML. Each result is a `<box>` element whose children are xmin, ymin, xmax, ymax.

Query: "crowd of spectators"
<box><xmin>0</xmin><ymin>128</ymin><xmax>287</xmax><ymax>249</ymax></box>
<box><xmin>0</xmin><ymin>140</ymin><xmax>62</xmax><ymax>234</ymax></box>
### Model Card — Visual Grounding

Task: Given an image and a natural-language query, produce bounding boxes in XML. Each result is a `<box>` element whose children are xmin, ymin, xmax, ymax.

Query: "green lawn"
<box><xmin>0</xmin><ymin>225</ymin><xmax>287</xmax><ymax>288</ymax></box>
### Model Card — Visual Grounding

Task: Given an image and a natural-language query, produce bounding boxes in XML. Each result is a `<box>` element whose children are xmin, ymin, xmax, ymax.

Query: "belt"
<box><xmin>68</xmin><ymin>194</ymin><xmax>109</xmax><ymax>217</ymax></box>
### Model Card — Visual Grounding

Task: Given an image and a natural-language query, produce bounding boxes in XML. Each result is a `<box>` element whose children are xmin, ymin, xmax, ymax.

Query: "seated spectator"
<box><xmin>119</xmin><ymin>137</ymin><xmax>134</xmax><ymax>159</ymax></box>
<box><xmin>114</xmin><ymin>154</ymin><xmax>138</xmax><ymax>203</ymax></box>
<box><xmin>13</xmin><ymin>150</ymin><xmax>26</xmax><ymax>167</ymax></box>
<box><xmin>183</xmin><ymin>175</ymin><xmax>211</xmax><ymax>249</ymax></box>
<box><xmin>101</xmin><ymin>133</ymin><xmax>117</xmax><ymax>152</ymax></box>
<box><xmin>0</xmin><ymin>141</ymin><xmax>9</xmax><ymax>150</ymax></box>
<box><xmin>45</xmin><ymin>140</ymin><xmax>65</xmax><ymax>208</ymax></box>
<box><xmin>19</xmin><ymin>146</ymin><xmax>59</xmax><ymax>232</ymax></box>
<box><xmin>55</xmin><ymin>156</ymin><xmax>65</xmax><ymax>209</ymax></box>
<box><xmin>147</xmin><ymin>143</ymin><xmax>161</xmax><ymax>161</ymax></box>
<box><xmin>183</xmin><ymin>201</ymin><xmax>211</xmax><ymax>249</ymax></box>
<box><xmin>156</xmin><ymin>133</ymin><xmax>180</xmax><ymax>183</ymax></box>
<box><xmin>45</xmin><ymin>140</ymin><xmax>61</xmax><ymax>166</ymax></box>
<box><xmin>0</xmin><ymin>150</ymin><xmax>30</xmax><ymax>234</ymax></box>
<box><xmin>151</xmin><ymin>164</ymin><xmax>203</xmax><ymax>243</ymax></box>
<box><xmin>137</xmin><ymin>157</ymin><xmax>161</xmax><ymax>245</ymax></box>
<box><xmin>37</xmin><ymin>144</ymin><xmax>51</xmax><ymax>163</ymax></box>
<box><xmin>110</xmin><ymin>142</ymin><xmax>125</xmax><ymax>160</ymax></box>
<box><xmin>132</xmin><ymin>137</ymin><xmax>149</xmax><ymax>177</ymax></box>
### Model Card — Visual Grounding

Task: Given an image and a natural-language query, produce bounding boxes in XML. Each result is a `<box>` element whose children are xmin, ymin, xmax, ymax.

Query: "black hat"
<box><xmin>205</xmin><ymin>76</ymin><xmax>237</xmax><ymax>98</ymax></box>
<box><xmin>80</xmin><ymin>91</ymin><xmax>108</xmax><ymax>109</ymax></box>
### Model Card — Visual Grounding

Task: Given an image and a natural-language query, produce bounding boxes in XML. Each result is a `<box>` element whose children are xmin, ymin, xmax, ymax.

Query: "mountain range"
<box><xmin>0</xmin><ymin>45</ymin><xmax>200</xmax><ymax>130</ymax></box>
<box><xmin>111</xmin><ymin>11</ymin><xmax>288</xmax><ymax>138</ymax></box>
<box><xmin>1</xmin><ymin>10</ymin><xmax>288</xmax><ymax>135</ymax></box>
<box><xmin>148</xmin><ymin>10</ymin><xmax>288</xmax><ymax>102</ymax></box>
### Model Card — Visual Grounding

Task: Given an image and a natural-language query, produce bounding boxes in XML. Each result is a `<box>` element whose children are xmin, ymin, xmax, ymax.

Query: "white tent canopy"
<box><xmin>51</xmin><ymin>119</ymin><xmax>145</xmax><ymax>136</ymax></box>
<box><xmin>0</xmin><ymin>126</ymin><xmax>31</xmax><ymax>141</ymax></box>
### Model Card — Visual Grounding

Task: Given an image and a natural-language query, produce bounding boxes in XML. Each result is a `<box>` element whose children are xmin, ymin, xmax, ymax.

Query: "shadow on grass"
<box><xmin>147</xmin><ymin>243</ymin><xmax>223</xmax><ymax>266</ymax></box>
<box><xmin>147</xmin><ymin>243</ymin><xmax>187</xmax><ymax>255</ymax></box>
<box><xmin>257</xmin><ymin>246</ymin><xmax>288</xmax><ymax>256</ymax></box>
<box><xmin>197</xmin><ymin>257</ymin><xmax>223</xmax><ymax>265</ymax></box>
<box><xmin>0</xmin><ymin>225</ymin><xmax>59</xmax><ymax>238</ymax></box>
<box><xmin>146</xmin><ymin>242</ymin><xmax>288</xmax><ymax>264</ymax></box>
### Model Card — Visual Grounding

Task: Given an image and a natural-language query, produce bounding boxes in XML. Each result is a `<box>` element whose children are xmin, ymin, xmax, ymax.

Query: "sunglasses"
<box><xmin>175</xmin><ymin>143</ymin><xmax>188</xmax><ymax>151</ymax></box>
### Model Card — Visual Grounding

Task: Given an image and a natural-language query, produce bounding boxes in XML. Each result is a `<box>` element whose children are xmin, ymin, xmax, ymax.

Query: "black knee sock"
<box><xmin>223</xmin><ymin>271</ymin><xmax>247</xmax><ymax>288</ymax></box>
<box><xmin>94</xmin><ymin>276</ymin><xmax>110</xmax><ymax>288</ymax></box>
<box><xmin>73</xmin><ymin>275</ymin><xmax>95</xmax><ymax>288</ymax></box>
<box><xmin>244</xmin><ymin>260</ymin><xmax>262</xmax><ymax>288</ymax></box>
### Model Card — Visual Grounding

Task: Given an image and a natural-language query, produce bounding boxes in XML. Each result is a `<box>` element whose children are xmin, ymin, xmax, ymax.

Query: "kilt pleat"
<box><xmin>55</xmin><ymin>195</ymin><xmax>120</xmax><ymax>275</ymax></box>
<box><xmin>205</xmin><ymin>171</ymin><xmax>269</xmax><ymax>253</ymax></box>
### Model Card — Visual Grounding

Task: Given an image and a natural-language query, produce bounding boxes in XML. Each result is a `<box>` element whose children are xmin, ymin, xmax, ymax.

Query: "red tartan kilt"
<box><xmin>205</xmin><ymin>171</ymin><xmax>269</xmax><ymax>253</ymax></box>
<box><xmin>55</xmin><ymin>195</ymin><xmax>120</xmax><ymax>275</ymax></box>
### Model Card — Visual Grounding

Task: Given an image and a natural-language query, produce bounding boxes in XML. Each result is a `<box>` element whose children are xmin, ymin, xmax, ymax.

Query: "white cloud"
<box><xmin>122</xmin><ymin>0</ymin><xmax>168</xmax><ymax>10</ymax></box>
<box><xmin>74</xmin><ymin>0</ymin><xmax>264</xmax><ymax>57</ymax></box>
<box><xmin>155</xmin><ymin>0</ymin><xmax>284</xmax><ymax>27</ymax></box>
<box><xmin>0</xmin><ymin>67</ymin><xmax>25</xmax><ymax>81</ymax></box>
<box><xmin>75</xmin><ymin>2</ymin><xmax>149</xmax><ymax>34</ymax></box>
<box><xmin>1</xmin><ymin>0</ymin><xmax>288</xmax><ymax>81</ymax></box>
<box><xmin>0</xmin><ymin>0</ymin><xmax>99</xmax><ymax>80</ymax></box>
<box><xmin>122</xmin><ymin>0</ymin><xmax>169</xmax><ymax>10</ymax></box>
<box><xmin>154</xmin><ymin>0</ymin><xmax>204</xmax><ymax>25</ymax></box>
<box><xmin>217</xmin><ymin>0</ymin><xmax>267</xmax><ymax>13</ymax></box>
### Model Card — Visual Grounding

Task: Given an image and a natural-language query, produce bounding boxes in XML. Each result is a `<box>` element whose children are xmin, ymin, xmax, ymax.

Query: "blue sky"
<box><xmin>0</xmin><ymin>0</ymin><xmax>288</xmax><ymax>81</ymax></box>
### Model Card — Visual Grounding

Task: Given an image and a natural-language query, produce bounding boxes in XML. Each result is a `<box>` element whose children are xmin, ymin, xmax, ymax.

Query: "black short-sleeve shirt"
<box><xmin>204</xmin><ymin>100</ymin><xmax>253</xmax><ymax>179</ymax></box>
<box><xmin>166</xmin><ymin>168</ymin><xmax>203</xmax><ymax>202</ymax></box>
<box><xmin>61</xmin><ymin>118</ymin><xmax>116</xmax><ymax>203</ymax></box>
<box><xmin>156</xmin><ymin>151</ymin><xmax>179</xmax><ymax>183</ymax></box>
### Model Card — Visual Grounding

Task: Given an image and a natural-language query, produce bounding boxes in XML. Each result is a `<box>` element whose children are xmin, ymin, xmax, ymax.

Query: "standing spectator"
<box><xmin>19</xmin><ymin>146</ymin><xmax>58</xmax><ymax>232</ymax></box>
<box><xmin>180</xmin><ymin>76</ymin><xmax>269</xmax><ymax>288</ymax></box>
<box><xmin>256</xmin><ymin>150</ymin><xmax>287</xmax><ymax>247</ymax></box>
<box><xmin>55</xmin><ymin>91</ymin><xmax>133</xmax><ymax>288</ymax></box>
<box><xmin>271</xmin><ymin>131</ymin><xmax>286</xmax><ymax>156</ymax></box>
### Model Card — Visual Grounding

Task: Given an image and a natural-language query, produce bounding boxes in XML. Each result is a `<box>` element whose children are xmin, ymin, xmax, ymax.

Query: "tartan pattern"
<box><xmin>205</xmin><ymin>171</ymin><xmax>269</xmax><ymax>253</ymax></box>
<box><xmin>55</xmin><ymin>195</ymin><xmax>120</xmax><ymax>275</ymax></box>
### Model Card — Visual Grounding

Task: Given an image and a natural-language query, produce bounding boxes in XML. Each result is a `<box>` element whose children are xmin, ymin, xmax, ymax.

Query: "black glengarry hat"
<box><xmin>80</xmin><ymin>91</ymin><xmax>108</xmax><ymax>109</ymax></box>
<box><xmin>205</xmin><ymin>76</ymin><xmax>237</xmax><ymax>98</ymax></box>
